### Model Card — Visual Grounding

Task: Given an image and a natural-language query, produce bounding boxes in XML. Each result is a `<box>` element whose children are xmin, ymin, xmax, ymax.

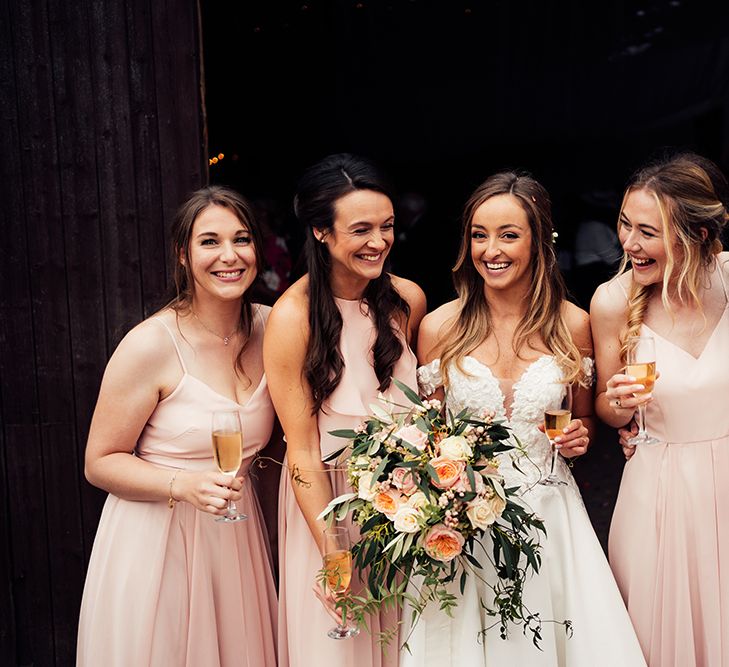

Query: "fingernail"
<box><xmin>627</xmin><ymin>376</ymin><xmax>636</xmax><ymax>382</ymax></box>
<box><xmin>554</xmin><ymin>436</ymin><xmax>562</xmax><ymax>443</ymax></box>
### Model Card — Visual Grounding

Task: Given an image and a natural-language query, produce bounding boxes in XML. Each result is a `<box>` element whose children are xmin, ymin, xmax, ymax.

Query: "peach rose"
<box><xmin>430</xmin><ymin>456</ymin><xmax>465</xmax><ymax>489</ymax></box>
<box><xmin>391</xmin><ymin>466</ymin><xmax>418</xmax><ymax>495</ymax></box>
<box><xmin>394</xmin><ymin>424</ymin><xmax>429</xmax><ymax>451</ymax></box>
<box><xmin>424</xmin><ymin>524</ymin><xmax>465</xmax><ymax>563</ymax></box>
<box><xmin>372</xmin><ymin>488</ymin><xmax>401</xmax><ymax>518</ymax></box>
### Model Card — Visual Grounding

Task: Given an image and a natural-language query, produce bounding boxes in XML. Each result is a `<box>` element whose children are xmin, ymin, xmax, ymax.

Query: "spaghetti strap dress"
<box><xmin>77</xmin><ymin>313</ymin><xmax>278</xmax><ymax>667</ymax></box>
<box><xmin>609</xmin><ymin>267</ymin><xmax>729</xmax><ymax>666</ymax></box>
<box><xmin>277</xmin><ymin>297</ymin><xmax>417</xmax><ymax>667</ymax></box>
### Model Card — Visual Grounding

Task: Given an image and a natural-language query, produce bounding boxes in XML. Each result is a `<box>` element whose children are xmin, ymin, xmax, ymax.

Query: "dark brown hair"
<box><xmin>294</xmin><ymin>153</ymin><xmax>410</xmax><ymax>413</ymax></box>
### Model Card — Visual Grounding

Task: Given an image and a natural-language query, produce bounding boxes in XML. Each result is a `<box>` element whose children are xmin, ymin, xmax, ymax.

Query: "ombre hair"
<box><xmin>166</xmin><ymin>185</ymin><xmax>265</xmax><ymax>376</ymax></box>
<box><xmin>617</xmin><ymin>153</ymin><xmax>729</xmax><ymax>362</ymax></box>
<box><xmin>439</xmin><ymin>171</ymin><xmax>586</xmax><ymax>386</ymax></box>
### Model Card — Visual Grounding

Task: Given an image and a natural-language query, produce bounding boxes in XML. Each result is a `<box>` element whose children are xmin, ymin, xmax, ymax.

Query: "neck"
<box><xmin>329</xmin><ymin>269</ymin><xmax>370</xmax><ymax>301</ymax></box>
<box><xmin>190</xmin><ymin>297</ymin><xmax>243</xmax><ymax>333</ymax></box>
<box><xmin>482</xmin><ymin>284</ymin><xmax>529</xmax><ymax>320</ymax></box>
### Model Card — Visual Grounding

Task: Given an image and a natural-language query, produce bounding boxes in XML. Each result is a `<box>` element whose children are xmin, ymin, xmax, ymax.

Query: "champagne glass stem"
<box><xmin>636</xmin><ymin>403</ymin><xmax>648</xmax><ymax>438</ymax></box>
<box><xmin>549</xmin><ymin>443</ymin><xmax>558</xmax><ymax>476</ymax></box>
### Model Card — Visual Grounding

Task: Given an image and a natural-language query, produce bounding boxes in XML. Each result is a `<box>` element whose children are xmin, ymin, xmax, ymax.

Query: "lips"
<box><xmin>356</xmin><ymin>253</ymin><xmax>382</xmax><ymax>263</ymax></box>
<box><xmin>630</xmin><ymin>257</ymin><xmax>655</xmax><ymax>268</ymax></box>
<box><xmin>485</xmin><ymin>261</ymin><xmax>511</xmax><ymax>271</ymax></box>
<box><xmin>212</xmin><ymin>269</ymin><xmax>243</xmax><ymax>279</ymax></box>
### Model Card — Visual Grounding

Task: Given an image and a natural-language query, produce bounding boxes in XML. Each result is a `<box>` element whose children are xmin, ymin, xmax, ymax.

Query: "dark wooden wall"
<box><xmin>0</xmin><ymin>1</ymin><xmax>206</xmax><ymax>663</ymax></box>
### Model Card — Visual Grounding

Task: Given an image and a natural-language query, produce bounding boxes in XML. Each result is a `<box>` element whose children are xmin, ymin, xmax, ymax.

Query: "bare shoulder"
<box><xmin>390</xmin><ymin>274</ymin><xmax>426</xmax><ymax>309</ymax></box>
<box><xmin>418</xmin><ymin>300</ymin><xmax>460</xmax><ymax>361</ymax></box>
<box><xmin>103</xmin><ymin>312</ymin><xmax>180</xmax><ymax>389</ymax></box>
<box><xmin>590</xmin><ymin>273</ymin><xmax>630</xmax><ymax>319</ymax></box>
<box><xmin>267</xmin><ymin>276</ymin><xmax>309</xmax><ymax>331</ymax></box>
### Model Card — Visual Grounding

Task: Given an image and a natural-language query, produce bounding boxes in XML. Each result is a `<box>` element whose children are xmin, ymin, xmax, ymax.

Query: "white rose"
<box><xmin>488</xmin><ymin>493</ymin><xmax>506</xmax><ymax>519</ymax></box>
<box><xmin>406</xmin><ymin>491</ymin><xmax>428</xmax><ymax>510</ymax></box>
<box><xmin>358</xmin><ymin>471</ymin><xmax>377</xmax><ymax>501</ymax></box>
<box><xmin>393</xmin><ymin>506</ymin><xmax>420</xmax><ymax>533</ymax></box>
<box><xmin>466</xmin><ymin>497</ymin><xmax>497</xmax><ymax>530</ymax></box>
<box><xmin>438</xmin><ymin>435</ymin><xmax>473</xmax><ymax>461</ymax></box>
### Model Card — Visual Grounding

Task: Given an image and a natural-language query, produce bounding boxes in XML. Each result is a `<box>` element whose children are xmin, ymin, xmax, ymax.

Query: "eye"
<box><xmin>235</xmin><ymin>235</ymin><xmax>252</xmax><ymax>245</ymax></box>
<box><xmin>381</xmin><ymin>222</ymin><xmax>395</xmax><ymax>232</ymax></box>
<box><xmin>640</xmin><ymin>229</ymin><xmax>657</xmax><ymax>239</ymax></box>
<box><xmin>471</xmin><ymin>231</ymin><xmax>486</xmax><ymax>240</ymax></box>
<box><xmin>502</xmin><ymin>232</ymin><xmax>519</xmax><ymax>240</ymax></box>
<box><xmin>353</xmin><ymin>228</ymin><xmax>370</xmax><ymax>235</ymax></box>
<box><xmin>619</xmin><ymin>220</ymin><xmax>631</xmax><ymax>231</ymax></box>
<box><xmin>200</xmin><ymin>238</ymin><xmax>217</xmax><ymax>246</ymax></box>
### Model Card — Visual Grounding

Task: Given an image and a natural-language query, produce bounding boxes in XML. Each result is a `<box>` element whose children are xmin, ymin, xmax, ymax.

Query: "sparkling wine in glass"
<box><xmin>539</xmin><ymin>383</ymin><xmax>572</xmax><ymax>486</ymax></box>
<box><xmin>212</xmin><ymin>410</ymin><xmax>247</xmax><ymax>522</ymax></box>
<box><xmin>626</xmin><ymin>336</ymin><xmax>659</xmax><ymax>445</ymax></box>
<box><xmin>322</xmin><ymin>526</ymin><xmax>359</xmax><ymax>640</ymax></box>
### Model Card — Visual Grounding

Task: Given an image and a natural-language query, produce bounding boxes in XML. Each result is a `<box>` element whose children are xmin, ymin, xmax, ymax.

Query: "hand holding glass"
<box><xmin>626</xmin><ymin>336</ymin><xmax>659</xmax><ymax>445</ymax></box>
<box><xmin>539</xmin><ymin>383</ymin><xmax>572</xmax><ymax>486</ymax></box>
<box><xmin>322</xmin><ymin>526</ymin><xmax>359</xmax><ymax>640</ymax></box>
<box><xmin>211</xmin><ymin>410</ymin><xmax>247</xmax><ymax>522</ymax></box>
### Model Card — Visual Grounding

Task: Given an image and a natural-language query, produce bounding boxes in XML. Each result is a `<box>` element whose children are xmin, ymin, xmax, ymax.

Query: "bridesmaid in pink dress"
<box><xmin>264</xmin><ymin>153</ymin><xmax>426</xmax><ymax>667</ymax></box>
<box><xmin>591</xmin><ymin>153</ymin><xmax>729</xmax><ymax>666</ymax></box>
<box><xmin>77</xmin><ymin>186</ymin><xmax>278</xmax><ymax>666</ymax></box>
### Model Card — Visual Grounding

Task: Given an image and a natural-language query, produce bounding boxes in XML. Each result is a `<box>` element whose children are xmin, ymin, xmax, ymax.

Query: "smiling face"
<box><xmin>470</xmin><ymin>194</ymin><xmax>534</xmax><ymax>293</ymax></box>
<box><xmin>618</xmin><ymin>188</ymin><xmax>674</xmax><ymax>287</ymax></box>
<box><xmin>185</xmin><ymin>204</ymin><xmax>258</xmax><ymax>302</ymax></box>
<box><xmin>318</xmin><ymin>189</ymin><xmax>395</xmax><ymax>293</ymax></box>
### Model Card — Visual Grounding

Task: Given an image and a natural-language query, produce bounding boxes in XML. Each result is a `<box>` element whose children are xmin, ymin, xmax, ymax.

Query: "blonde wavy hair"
<box><xmin>617</xmin><ymin>153</ymin><xmax>729</xmax><ymax>362</ymax></box>
<box><xmin>439</xmin><ymin>171</ymin><xmax>587</xmax><ymax>386</ymax></box>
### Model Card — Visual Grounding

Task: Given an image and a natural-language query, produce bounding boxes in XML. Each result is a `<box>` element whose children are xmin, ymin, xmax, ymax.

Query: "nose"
<box><xmin>366</xmin><ymin>230</ymin><xmax>387</xmax><ymax>250</ymax></box>
<box><xmin>219</xmin><ymin>240</ymin><xmax>237</xmax><ymax>263</ymax></box>
<box><xmin>621</xmin><ymin>228</ymin><xmax>641</xmax><ymax>252</ymax></box>
<box><xmin>483</xmin><ymin>237</ymin><xmax>502</xmax><ymax>259</ymax></box>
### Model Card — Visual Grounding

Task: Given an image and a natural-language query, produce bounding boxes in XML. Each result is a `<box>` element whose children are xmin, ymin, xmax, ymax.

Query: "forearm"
<box><xmin>287</xmin><ymin>447</ymin><xmax>335</xmax><ymax>555</ymax></box>
<box><xmin>85</xmin><ymin>452</ymin><xmax>178</xmax><ymax>502</ymax></box>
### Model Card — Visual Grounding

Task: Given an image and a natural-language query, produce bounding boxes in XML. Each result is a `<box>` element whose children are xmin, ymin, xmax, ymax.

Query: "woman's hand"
<box><xmin>538</xmin><ymin>418</ymin><xmax>589</xmax><ymax>458</ymax></box>
<box><xmin>604</xmin><ymin>372</ymin><xmax>651</xmax><ymax>415</ymax></box>
<box><xmin>618</xmin><ymin>420</ymin><xmax>639</xmax><ymax>460</ymax></box>
<box><xmin>174</xmin><ymin>470</ymin><xmax>243</xmax><ymax>515</ymax></box>
<box><xmin>312</xmin><ymin>582</ymin><xmax>353</xmax><ymax>625</ymax></box>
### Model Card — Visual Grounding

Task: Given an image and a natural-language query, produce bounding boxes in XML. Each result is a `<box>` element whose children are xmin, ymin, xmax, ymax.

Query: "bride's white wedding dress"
<box><xmin>400</xmin><ymin>356</ymin><xmax>646</xmax><ymax>667</ymax></box>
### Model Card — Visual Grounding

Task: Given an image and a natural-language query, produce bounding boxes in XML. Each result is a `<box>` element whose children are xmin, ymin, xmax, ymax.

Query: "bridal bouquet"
<box><xmin>318</xmin><ymin>379</ymin><xmax>547</xmax><ymax>649</ymax></box>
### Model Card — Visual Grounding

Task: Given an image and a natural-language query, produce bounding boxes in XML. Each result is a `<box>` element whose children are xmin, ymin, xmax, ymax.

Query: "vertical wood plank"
<box><xmin>1</xmin><ymin>0</ymin><xmax>55</xmax><ymax>662</ymax></box>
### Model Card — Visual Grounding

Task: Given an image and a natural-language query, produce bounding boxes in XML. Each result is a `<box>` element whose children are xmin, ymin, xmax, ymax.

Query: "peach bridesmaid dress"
<box><xmin>77</xmin><ymin>313</ymin><xmax>277</xmax><ymax>666</ymax></box>
<box><xmin>609</xmin><ymin>268</ymin><xmax>729</xmax><ymax>666</ymax></box>
<box><xmin>277</xmin><ymin>297</ymin><xmax>417</xmax><ymax>667</ymax></box>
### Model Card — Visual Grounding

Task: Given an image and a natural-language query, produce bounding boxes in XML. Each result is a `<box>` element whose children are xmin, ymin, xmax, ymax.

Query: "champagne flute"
<box><xmin>539</xmin><ymin>383</ymin><xmax>572</xmax><ymax>486</ymax></box>
<box><xmin>626</xmin><ymin>336</ymin><xmax>659</xmax><ymax>445</ymax></box>
<box><xmin>322</xmin><ymin>526</ymin><xmax>359</xmax><ymax>640</ymax></box>
<box><xmin>211</xmin><ymin>410</ymin><xmax>247</xmax><ymax>522</ymax></box>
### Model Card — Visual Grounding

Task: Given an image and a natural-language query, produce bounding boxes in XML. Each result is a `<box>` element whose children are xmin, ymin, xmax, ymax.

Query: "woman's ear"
<box><xmin>179</xmin><ymin>248</ymin><xmax>186</xmax><ymax>266</ymax></box>
<box><xmin>313</xmin><ymin>229</ymin><xmax>327</xmax><ymax>244</ymax></box>
<box><xmin>699</xmin><ymin>226</ymin><xmax>708</xmax><ymax>242</ymax></box>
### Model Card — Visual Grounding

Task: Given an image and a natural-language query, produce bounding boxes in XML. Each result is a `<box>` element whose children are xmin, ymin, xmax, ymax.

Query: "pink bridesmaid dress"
<box><xmin>77</xmin><ymin>312</ymin><xmax>278</xmax><ymax>666</ymax></box>
<box><xmin>609</xmin><ymin>268</ymin><xmax>729</xmax><ymax>666</ymax></box>
<box><xmin>277</xmin><ymin>297</ymin><xmax>417</xmax><ymax>667</ymax></box>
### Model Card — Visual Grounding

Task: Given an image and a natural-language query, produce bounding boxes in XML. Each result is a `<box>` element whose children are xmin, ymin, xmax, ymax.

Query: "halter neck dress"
<box><xmin>277</xmin><ymin>297</ymin><xmax>417</xmax><ymax>667</ymax></box>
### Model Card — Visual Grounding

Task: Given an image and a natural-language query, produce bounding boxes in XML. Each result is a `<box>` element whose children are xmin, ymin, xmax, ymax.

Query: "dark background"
<box><xmin>201</xmin><ymin>0</ymin><xmax>729</xmax><ymax>307</ymax></box>
<box><xmin>2</xmin><ymin>1</ymin><xmax>729</xmax><ymax>664</ymax></box>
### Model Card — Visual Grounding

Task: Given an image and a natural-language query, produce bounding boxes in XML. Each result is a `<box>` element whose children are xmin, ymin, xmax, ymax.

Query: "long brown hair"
<box><xmin>439</xmin><ymin>171</ymin><xmax>586</xmax><ymax>385</ymax></box>
<box><xmin>617</xmin><ymin>153</ymin><xmax>729</xmax><ymax>362</ymax></box>
<box><xmin>166</xmin><ymin>185</ymin><xmax>265</xmax><ymax>376</ymax></box>
<box><xmin>294</xmin><ymin>153</ymin><xmax>410</xmax><ymax>413</ymax></box>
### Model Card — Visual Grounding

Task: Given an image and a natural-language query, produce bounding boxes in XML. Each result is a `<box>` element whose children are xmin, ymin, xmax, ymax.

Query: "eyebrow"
<box><xmin>342</xmin><ymin>216</ymin><xmax>395</xmax><ymax>228</ymax></box>
<box><xmin>195</xmin><ymin>227</ymin><xmax>249</xmax><ymax>238</ymax></box>
<box><xmin>472</xmin><ymin>223</ymin><xmax>522</xmax><ymax>231</ymax></box>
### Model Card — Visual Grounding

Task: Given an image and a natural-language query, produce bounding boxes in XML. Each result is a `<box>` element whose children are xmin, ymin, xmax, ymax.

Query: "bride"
<box><xmin>400</xmin><ymin>172</ymin><xmax>646</xmax><ymax>666</ymax></box>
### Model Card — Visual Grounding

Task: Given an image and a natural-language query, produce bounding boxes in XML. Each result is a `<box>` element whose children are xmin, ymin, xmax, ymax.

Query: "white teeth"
<box><xmin>214</xmin><ymin>270</ymin><xmax>242</xmax><ymax>278</ymax></box>
<box><xmin>358</xmin><ymin>254</ymin><xmax>381</xmax><ymax>262</ymax></box>
<box><xmin>632</xmin><ymin>258</ymin><xmax>652</xmax><ymax>265</ymax></box>
<box><xmin>486</xmin><ymin>262</ymin><xmax>510</xmax><ymax>270</ymax></box>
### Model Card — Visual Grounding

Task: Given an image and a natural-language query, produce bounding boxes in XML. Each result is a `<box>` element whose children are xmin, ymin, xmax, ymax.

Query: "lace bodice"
<box><xmin>418</xmin><ymin>355</ymin><xmax>592</xmax><ymax>500</ymax></box>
